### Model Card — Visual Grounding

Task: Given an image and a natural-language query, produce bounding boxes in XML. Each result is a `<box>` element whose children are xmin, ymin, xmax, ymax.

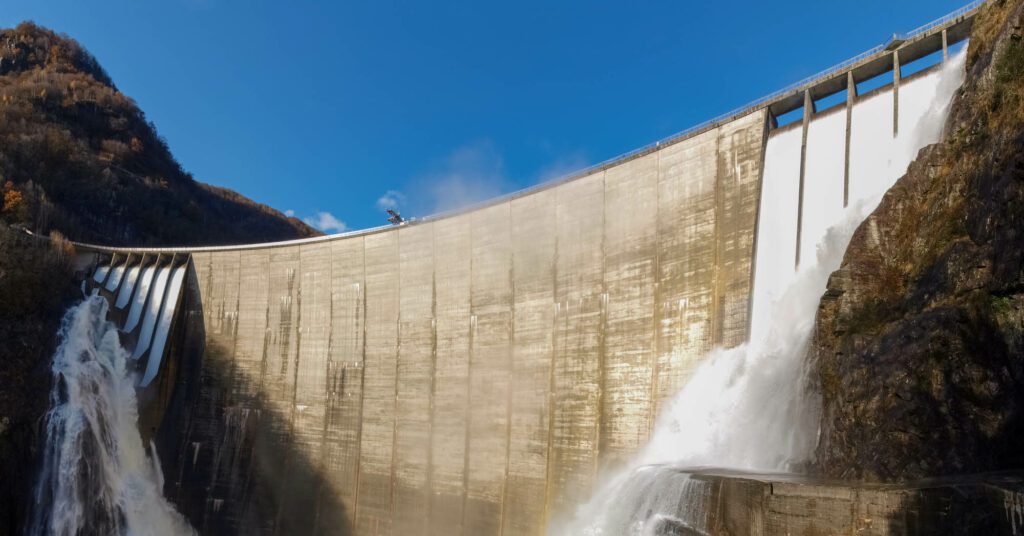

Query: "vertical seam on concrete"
<box><xmin>460</xmin><ymin>220</ymin><xmax>475</xmax><ymax>536</ymax></box>
<box><xmin>745</xmin><ymin>109</ymin><xmax>771</xmax><ymax>344</ymax></box>
<box><xmin>542</xmin><ymin>191</ymin><xmax>559</xmax><ymax>529</ymax></box>
<box><xmin>352</xmin><ymin>239</ymin><xmax>368</xmax><ymax>529</ymax></box>
<box><xmin>173</xmin><ymin>256</ymin><xmax>201</xmax><ymax>507</ymax></box>
<box><xmin>258</xmin><ymin>253</ymin><xmax>271</xmax><ymax>393</ymax></box>
<box><xmin>649</xmin><ymin>150</ymin><xmax>663</xmax><ymax>438</ymax></box>
<box><xmin>844</xmin><ymin>71</ymin><xmax>856</xmax><ymax>208</ymax></box>
<box><xmin>499</xmin><ymin>202</ymin><xmax>514</xmax><ymax>536</ymax></box>
<box><xmin>313</xmin><ymin>246</ymin><xmax>336</xmax><ymax>535</ymax></box>
<box><xmin>226</xmin><ymin>252</ymin><xmax>242</xmax><ymax>408</ymax></box>
<box><xmin>893</xmin><ymin>50</ymin><xmax>901</xmax><ymax>138</ymax></box>
<box><xmin>390</xmin><ymin>233</ymin><xmax>402</xmax><ymax>532</ymax></box>
<box><xmin>712</xmin><ymin>129</ymin><xmax>724</xmax><ymax>347</ymax></box>
<box><xmin>223</xmin><ymin>252</ymin><xmax>242</xmax><ymax>527</ymax></box>
<box><xmin>795</xmin><ymin>89</ymin><xmax>813</xmax><ymax>270</ymax></box>
<box><xmin>594</xmin><ymin>171</ymin><xmax>609</xmax><ymax>489</ymax></box>
<box><xmin>425</xmin><ymin>223</ymin><xmax>438</xmax><ymax>534</ymax></box>
<box><xmin>276</xmin><ymin>249</ymin><xmax>303</xmax><ymax>535</ymax></box>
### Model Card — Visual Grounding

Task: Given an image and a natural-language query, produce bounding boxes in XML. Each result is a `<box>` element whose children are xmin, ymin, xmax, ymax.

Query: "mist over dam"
<box><xmin>72</xmin><ymin>5</ymin><xmax>985</xmax><ymax>535</ymax></box>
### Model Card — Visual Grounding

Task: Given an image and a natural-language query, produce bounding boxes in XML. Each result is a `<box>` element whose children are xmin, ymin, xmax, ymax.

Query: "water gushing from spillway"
<box><xmin>28</xmin><ymin>294</ymin><xmax>194</xmax><ymax>536</ymax></box>
<box><xmin>565</xmin><ymin>49</ymin><xmax>967</xmax><ymax>535</ymax></box>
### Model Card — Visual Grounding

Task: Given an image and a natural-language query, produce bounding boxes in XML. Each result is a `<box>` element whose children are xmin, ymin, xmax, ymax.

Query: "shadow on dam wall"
<box><xmin>150</xmin><ymin>265</ymin><xmax>352</xmax><ymax>535</ymax></box>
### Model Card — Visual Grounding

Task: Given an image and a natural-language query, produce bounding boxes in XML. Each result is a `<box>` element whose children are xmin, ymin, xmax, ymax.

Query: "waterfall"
<box><xmin>564</xmin><ymin>49</ymin><xmax>966</xmax><ymax>535</ymax></box>
<box><xmin>28</xmin><ymin>294</ymin><xmax>195</xmax><ymax>536</ymax></box>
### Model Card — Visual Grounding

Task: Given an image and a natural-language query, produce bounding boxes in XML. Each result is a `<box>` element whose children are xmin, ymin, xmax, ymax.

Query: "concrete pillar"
<box><xmin>893</xmin><ymin>50</ymin><xmax>901</xmax><ymax>138</ymax></box>
<box><xmin>844</xmin><ymin>71</ymin><xmax>857</xmax><ymax>208</ymax></box>
<box><xmin>795</xmin><ymin>89</ymin><xmax>814</xmax><ymax>270</ymax></box>
<box><xmin>943</xmin><ymin>29</ymin><xmax>949</xmax><ymax>61</ymax></box>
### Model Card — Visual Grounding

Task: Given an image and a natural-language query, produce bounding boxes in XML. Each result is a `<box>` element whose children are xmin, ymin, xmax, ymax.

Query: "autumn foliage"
<box><xmin>2</xmin><ymin>182</ymin><xmax>23</xmax><ymax>213</ymax></box>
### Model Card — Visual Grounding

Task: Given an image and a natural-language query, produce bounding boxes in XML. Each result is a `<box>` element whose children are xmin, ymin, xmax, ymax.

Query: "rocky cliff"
<box><xmin>813</xmin><ymin>0</ymin><xmax>1024</xmax><ymax>481</ymax></box>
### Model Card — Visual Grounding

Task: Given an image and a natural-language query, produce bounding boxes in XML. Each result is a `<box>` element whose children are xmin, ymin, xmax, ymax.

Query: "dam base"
<box><xmin>645</xmin><ymin>469</ymin><xmax>1024</xmax><ymax>535</ymax></box>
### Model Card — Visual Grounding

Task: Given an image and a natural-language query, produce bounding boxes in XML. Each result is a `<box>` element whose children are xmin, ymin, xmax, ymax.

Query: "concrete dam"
<box><xmin>72</xmin><ymin>6</ymin><xmax>981</xmax><ymax>535</ymax></box>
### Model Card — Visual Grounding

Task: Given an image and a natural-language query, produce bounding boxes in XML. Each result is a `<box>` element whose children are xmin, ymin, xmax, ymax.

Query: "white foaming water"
<box><xmin>565</xmin><ymin>50</ymin><xmax>966</xmax><ymax>535</ymax></box>
<box><xmin>29</xmin><ymin>294</ymin><xmax>195</xmax><ymax>536</ymax></box>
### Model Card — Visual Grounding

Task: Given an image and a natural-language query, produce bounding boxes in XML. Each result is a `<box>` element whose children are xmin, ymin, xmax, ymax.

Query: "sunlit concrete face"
<box><xmin>163</xmin><ymin>108</ymin><xmax>767</xmax><ymax>535</ymax></box>
<box><xmin>58</xmin><ymin>112</ymin><xmax>772</xmax><ymax>535</ymax></box>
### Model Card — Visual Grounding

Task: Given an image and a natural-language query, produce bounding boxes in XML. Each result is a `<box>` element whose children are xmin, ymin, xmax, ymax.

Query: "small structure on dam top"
<box><xmin>72</xmin><ymin>3</ymin><xmax>995</xmax><ymax>534</ymax></box>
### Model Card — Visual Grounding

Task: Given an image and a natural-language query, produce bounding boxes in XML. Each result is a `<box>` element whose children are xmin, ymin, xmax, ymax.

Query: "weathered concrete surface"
<box><xmin>142</xmin><ymin>109</ymin><xmax>768</xmax><ymax>535</ymax></box>
<box><xmin>682</xmin><ymin>469</ymin><xmax>1024</xmax><ymax>535</ymax></box>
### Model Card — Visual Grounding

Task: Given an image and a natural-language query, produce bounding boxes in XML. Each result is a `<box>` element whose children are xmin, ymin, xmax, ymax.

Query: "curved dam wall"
<box><xmin>178</xmin><ymin>108</ymin><xmax>766</xmax><ymax>535</ymax></box>
<box><xmin>72</xmin><ymin>8</ymin><xmax>977</xmax><ymax>535</ymax></box>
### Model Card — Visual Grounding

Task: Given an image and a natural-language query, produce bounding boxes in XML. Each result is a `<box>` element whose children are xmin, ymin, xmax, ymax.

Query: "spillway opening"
<box><xmin>855</xmin><ymin>69</ymin><xmax>893</xmax><ymax>96</ymax></box>
<box><xmin>812</xmin><ymin>90</ymin><xmax>848</xmax><ymax>115</ymax></box>
<box><xmin>773</xmin><ymin>106</ymin><xmax>805</xmax><ymax>129</ymax></box>
<box><xmin>949</xmin><ymin>39</ymin><xmax>968</xmax><ymax>57</ymax></box>
<box><xmin>901</xmin><ymin>49</ymin><xmax>944</xmax><ymax>78</ymax></box>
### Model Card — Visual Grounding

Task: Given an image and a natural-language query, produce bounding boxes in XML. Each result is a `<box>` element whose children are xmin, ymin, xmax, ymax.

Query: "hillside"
<box><xmin>0</xmin><ymin>21</ymin><xmax>318</xmax><ymax>245</ymax></box>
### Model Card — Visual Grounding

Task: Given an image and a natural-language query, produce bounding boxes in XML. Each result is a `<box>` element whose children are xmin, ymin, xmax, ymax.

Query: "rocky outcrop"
<box><xmin>813</xmin><ymin>0</ymin><xmax>1024</xmax><ymax>481</ymax></box>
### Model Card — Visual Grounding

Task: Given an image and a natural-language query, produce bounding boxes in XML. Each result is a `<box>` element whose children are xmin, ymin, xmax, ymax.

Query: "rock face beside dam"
<box><xmin>74</xmin><ymin>7</ymin><xmax>982</xmax><ymax>536</ymax></box>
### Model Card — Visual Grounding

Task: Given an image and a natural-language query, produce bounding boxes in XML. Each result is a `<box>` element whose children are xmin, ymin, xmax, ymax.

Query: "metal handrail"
<box><xmin>895</xmin><ymin>0</ymin><xmax>986</xmax><ymax>40</ymax></box>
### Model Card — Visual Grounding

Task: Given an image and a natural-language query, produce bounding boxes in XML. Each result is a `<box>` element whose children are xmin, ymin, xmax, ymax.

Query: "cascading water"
<box><xmin>28</xmin><ymin>294</ymin><xmax>194</xmax><ymax>536</ymax></box>
<box><xmin>565</xmin><ymin>50</ymin><xmax>967</xmax><ymax>535</ymax></box>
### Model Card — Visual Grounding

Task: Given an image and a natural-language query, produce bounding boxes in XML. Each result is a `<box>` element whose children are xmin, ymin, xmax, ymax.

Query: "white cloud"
<box><xmin>536</xmin><ymin>151</ymin><xmax>590</xmax><ymax>183</ymax></box>
<box><xmin>303</xmin><ymin>211</ymin><xmax>347</xmax><ymax>234</ymax></box>
<box><xmin>376</xmin><ymin>190</ymin><xmax>406</xmax><ymax>212</ymax></box>
<box><xmin>380</xmin><ymin>140</ymin><xmax>590</xmax><ymax>219</ymax></box>
<box><xmin>420</xmin><ymin>140</ymin><xmax>512</xmax><ymax>214</ymax></box>
<box><xmin>284</xmin><ymin>209</ymin><xmax>295</xmax><ymax>217</ymax></box>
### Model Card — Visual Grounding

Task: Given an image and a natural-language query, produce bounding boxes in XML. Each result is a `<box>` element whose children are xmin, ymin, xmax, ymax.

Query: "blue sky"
<box><xmin>3</xmin><ymin>0</ymin><xmax>973</xmax><ymax>233</ymax></box>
